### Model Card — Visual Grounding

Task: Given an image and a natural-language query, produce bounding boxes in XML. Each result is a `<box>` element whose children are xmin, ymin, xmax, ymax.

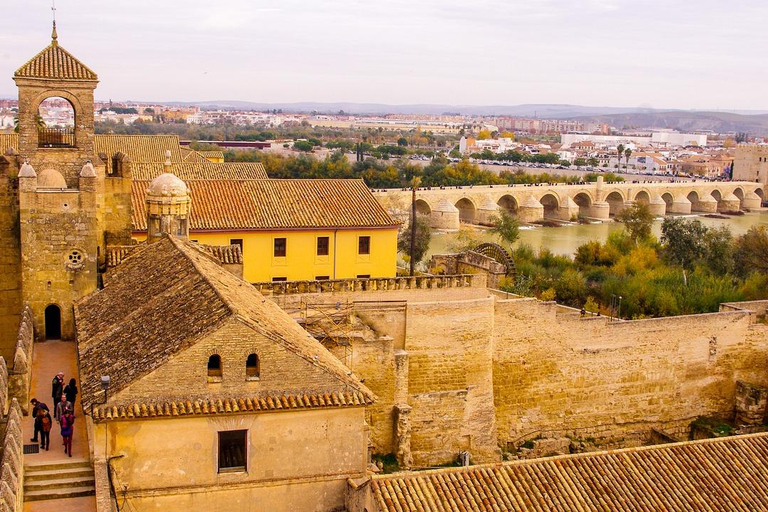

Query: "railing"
<box><xmin>38</xmin><ymin>127</ymin><xmax>75</xmax><ymax>148</ymax></box>
<box><xmin>253</xmin><ymin>274</ymin><xmax>483</xmax><ymax>295</ymax></box>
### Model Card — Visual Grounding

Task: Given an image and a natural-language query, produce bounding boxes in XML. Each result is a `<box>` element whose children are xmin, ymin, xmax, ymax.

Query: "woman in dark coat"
<box><xmin>63</xmin><ymin>378</ymin><xmax>78</xmax><ymax>408</ymax></box>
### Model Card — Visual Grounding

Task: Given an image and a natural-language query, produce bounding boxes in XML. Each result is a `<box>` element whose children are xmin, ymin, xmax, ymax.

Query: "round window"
<box><xmin>65</xmin><ymin>249</ymin><xmax>86</xmax><ymax>270</ymax></box>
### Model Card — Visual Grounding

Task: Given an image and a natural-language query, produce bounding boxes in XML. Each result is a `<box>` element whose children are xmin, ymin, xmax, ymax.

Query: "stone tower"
<box><xmin>145</xmin><ymin>167</ymin><xmax>190</xmax><ymax>243</ymax></box>
<box><xmin>4</xmin><ymin>24</ymin><xmax>133</xmax><ymax>343</ymax></box>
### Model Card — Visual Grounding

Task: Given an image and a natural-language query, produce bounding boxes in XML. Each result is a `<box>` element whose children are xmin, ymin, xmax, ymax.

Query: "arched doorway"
<box><xmin>44</xmin><ymin>304</ymin><xmax>61</xmax><ymax>340</ymax></box>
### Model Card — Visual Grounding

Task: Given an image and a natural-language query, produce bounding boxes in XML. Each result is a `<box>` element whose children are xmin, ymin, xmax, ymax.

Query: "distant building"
<box><xmin>733</xmin><ymin>144</ymin><xmax>768</xmax><ymax>184</ymax></box>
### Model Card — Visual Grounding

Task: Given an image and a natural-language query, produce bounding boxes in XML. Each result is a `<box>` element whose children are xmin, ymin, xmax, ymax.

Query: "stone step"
<box><xmin>25</xmin><ymin>475</ymin><xmax>95</xmax><ymax>492</ymax></box>
<box><xmin>24</xmin><ymin>466</ymin><xmax>94</xmax><ymax>481</ymax></box>
<box><xmin>24</xmin><ymin>458</ymin><xmax>91</xmax><ymax>473</ymax></box>
<box><xmin>24</xmin><ymin>486</ymin><xmax>95</xmax><ymax>502</ymax></box>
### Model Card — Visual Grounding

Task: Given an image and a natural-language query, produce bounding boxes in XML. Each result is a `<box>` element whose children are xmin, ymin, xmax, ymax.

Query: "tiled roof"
<box><xmin>180</xmin><ymin>147</ymin><xmax>211</xmax><ymax>163</ymax></box>
<box><xmin>94</xmin><ymin>134</ymin><xmax>185</xmax><ymax>163</ymax></box>
<box><xmin>91</xmin><ymin>390</ymin><xmax>371</xmax><ymax>421</ymax></box>
<box><xmin>130</xmin><ymin>161</ymin><xmax>267</xmax><ymax>181</ymax></box>
<box><xmin>14</xmin><ymin>42</ymin><xmax>97</xmax><ymax>80</ymax></box>
<box><xmin>370</xmin><ymin>433</ymin><xmax>768</xmax><ymax>512</ymax></box>
<box><xmin>131</xmin><ymin>179</ymin><xmax>398</xmax><ymax>231</ymax></box>
<box><xmin>105</xmin><ymin>242</ymin><xmax>242</xmax><ymax>267</ymax></box>
<box><xmin>75</xmin><ymin>236</ymin><xmax>374</xmax><ymax>411</ymax></box>
<box><xmin>198</xmin><ymin>150</ymin><xmax>225</xmax><ymax>161</ymax></box>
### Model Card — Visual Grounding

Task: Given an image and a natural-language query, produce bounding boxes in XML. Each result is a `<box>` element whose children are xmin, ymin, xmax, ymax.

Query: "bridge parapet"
<box><xmin>252</xmin><ymin>274</ymin><xmax>485</xmax><ymax>295</ymax></box>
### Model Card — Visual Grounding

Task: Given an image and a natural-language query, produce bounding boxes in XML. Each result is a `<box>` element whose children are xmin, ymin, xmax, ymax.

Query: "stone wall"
<box><xmin>0</xmin><ymin>158</ymin><xmax>22</xmax><ymax>362</ymax></box>
<box><xmin>8</xmin><ymin>305</ymin><xmax>33</xmax><ymax>414</ymax></box>
<box><xmin>0</xmin><ymin>400</ymin><xmax>24</xmax><ymax>511</ymax></box>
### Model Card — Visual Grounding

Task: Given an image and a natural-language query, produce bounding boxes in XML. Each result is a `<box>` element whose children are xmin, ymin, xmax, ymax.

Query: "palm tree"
<box><xmin>616</xmin><ymin>144</ymin><xmax>624</xmax><ymax>169</ymax></box>
<box><xmin>624</xmin><ymin>147</ymin><xmax>632</xmax><ymax>169</ymax></box>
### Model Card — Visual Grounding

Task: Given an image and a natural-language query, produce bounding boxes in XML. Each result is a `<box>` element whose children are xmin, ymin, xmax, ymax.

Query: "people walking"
<box><xmin>51</xmin><ymin>372</ymin><xmax>64</xmax><ymax>415</ymax></box>
<box><xmin>55</xmin><ymin>393</ymin><xmax>71</xmax><ymax>422</ymax></box>
<box><xmin>60</xmin><ymin>406</ymin><xmax>74</xmax><ymax>457</ymax></box>
<box><xmin>29</xmin><ymin>398</ymin><xmax>49</xmax><ymax>443</ymax></box>
<box><xmin>64</xmin><ymin>378</ymin><xmax>78</xmax><ymax>407</ymax></box>
<box><xmin>39</xmin><ymin>408</ymin><xmax>52</xmax><ymax>451</ymax></box>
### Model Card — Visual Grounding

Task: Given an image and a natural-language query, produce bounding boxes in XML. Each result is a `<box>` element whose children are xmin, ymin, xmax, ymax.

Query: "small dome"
<box><xmin>147</xmin><ymin>173</ymin><xmax>187</xmax><ymax>197</ymax></box>
<box><xmin>38</xmin><ymin>168</ymin><xmax>67</xmax><ymax>189</ymax></box>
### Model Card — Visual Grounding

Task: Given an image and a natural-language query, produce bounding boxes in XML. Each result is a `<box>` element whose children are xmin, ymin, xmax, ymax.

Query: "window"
<box><xmin>230</xmin><ymin>238</ymin><xmax>243</xmax><ymax>251</ymax></box>
<box><xmin>357</xmin><ymin>274</ymin><xmax>371</xmax><ymax>279</ymax></box>
<box><xmin>207</xmin><ymin>354</ymin><xmax>222</xmax><ymax>378</ymax></box>
<box><xmin>218</xmin><ymin>430</ymin><xmax>247</xmax><ymax>473</ymax></box>
<box><xmin>315</xmin><ymin>275</ymin><xmax>330</xmax><ymax>281</ymax></box>
<box><xmin>358</xmin><ymin>236</ymin><xmax>371</xmax><ymax>255</ymax></box>
<box><xmin>246</xmin><ymin>354</ymin><xmax>260</xmax><ymax>380</ymax></box>
<box><xmin>274</xmin><ymin>238</ymin><xmax>286</xmax><ymax>257</ymax></box>
<box><xmin>316</xmin><ymin>236</ymin><xmax>329</xmax><ymax>256</ymax></box>
<box><xmin>272</xmin><ymin>277</ymin><xmax>287</xmax><ymax>282</ymax></box>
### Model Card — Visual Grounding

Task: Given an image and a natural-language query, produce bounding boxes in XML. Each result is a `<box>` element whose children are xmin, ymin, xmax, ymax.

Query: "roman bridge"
<box><xmin>372</xmin><ymin>177</ymin><xmax>765</xmax><ymax>230</ymax></box>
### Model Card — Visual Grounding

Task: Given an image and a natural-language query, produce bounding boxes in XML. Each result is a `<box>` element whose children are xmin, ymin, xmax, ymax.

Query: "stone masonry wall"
<box><xmin>0</xmin><ymin>159</ymin><xmax>21</xmax><ymax>361</ymax></box>
<box><xmin>0</xmin><ymin>400</ymin><xmax>24</xmax><ymax>511</ymax></box>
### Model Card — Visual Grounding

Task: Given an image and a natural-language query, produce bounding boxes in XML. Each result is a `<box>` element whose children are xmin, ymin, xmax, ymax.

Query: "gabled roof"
<box><xmin>75</xmin><ymin>236</ymin><xmax>373</xmax><ymax>411</ymax></box>
<box><xmin>131</xmin><ymin>179</ymin><xmax>399</xmax><ymax>231</ymax></box>
<box><xmin>94</xmin><ymin>135</ymin><xmax>185</xmax><ymax>163</ymax></box>
<box><xmin>371</xmin><ymin>433</ymin><xmax>768</xmax><ymax>512</ymax></box>
<box><xmin>15</xmin><ymin>40</ymin><xmax>97</xmax><ymax>81</ymax></box>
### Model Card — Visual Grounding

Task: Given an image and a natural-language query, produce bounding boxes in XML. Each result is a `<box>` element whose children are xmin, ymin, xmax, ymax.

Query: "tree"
<box><xmin>615</xmin><ymin>202</ymin><xmax>654</xmax><ymax>244</ymax></box>
<box><xmin>624</xmin><ymin>147</ymin><xmax>632</xmax><ymax>168</ymax></box>
<box><xmin>616</xmin><ymin>144</ymin><xmax>625</xmax><ymax>169</ymax></box>
<box><xmin>477</xmin><ymin>129</ymin><xmax>492</xmax><ymax>140</ymax></box>
<box><xmin>397</xmin><ymin>216</ymin><xmax>431</xmax><ymax>265</ymax></box>
<box><xmin>488</xmin><ymin>210</ymin><xmax>519</xmax><ymax>249</ymax></box>
<box><xmin>734</xmin><ymin>225</ymin><xmax>768</xmax><ymax>276</ymax></box>
<box><xmin>660</xmin><ymin>217</ymin><xmax>708</xmax><ymax>269</ymax></box>
<box><xmin>397</xmin><ymin>137</ymin><xmax>408</xmax><ymax>147</ymax></box>
<box><xmin>573</xmin><ymin>158</ymin><xmax>587</xmax><ymax>167</ymax></box>
<box><xmin>587</xmin><ymin>157</ymin><xmax>599</xmax><ymax>167</ymax></box>
<box><xmin>293</xmin><ymin>140</ymin><xmax>313</xmax><ymax>152</ymax></box>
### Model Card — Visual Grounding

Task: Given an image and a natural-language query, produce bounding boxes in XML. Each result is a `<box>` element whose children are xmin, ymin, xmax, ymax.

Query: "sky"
<box><xmin>0</xmin><ymin>0</ymin><xmax>766</xmax><ymax>111</ymax></box>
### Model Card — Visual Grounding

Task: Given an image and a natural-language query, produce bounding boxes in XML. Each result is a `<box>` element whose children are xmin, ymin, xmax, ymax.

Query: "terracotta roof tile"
<box><xmin>129</xmin><ymin>161</ymin><xmax>267</xmax><ymax>181</ymax></box>
<box><xmin>370</xmin><ymin>433</ymin><xmax>768</xmax><ymax>511</ymax></box>
<box><xmin>105</xmin><ymin>242</ymin><xmax>242</xmax><ymax>267</ymax></box>
<box><xmin>94</xmin><ymin>135</ymin><xmax>185</xmax><ymax>163</ymax></box>
<box><xmin>76</xmin><ymin>236</ymin><xmax>374</xmax><ymax>410</ymax></box>
<box><xmin>14</xmin><ymin>42</ymin><xmax>97</xmax><ymax>80</ymax></box>
<box><xmin>131</xmin><ymin>179</ymin><xmax>398</xmax><ymax>231</ymax></box>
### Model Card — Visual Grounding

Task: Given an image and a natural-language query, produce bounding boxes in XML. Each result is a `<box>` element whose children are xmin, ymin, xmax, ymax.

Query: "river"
<box><xmin>426</xmin><ymin>211</ymin><xmax>768</xmax><ymax>259</ymax></box>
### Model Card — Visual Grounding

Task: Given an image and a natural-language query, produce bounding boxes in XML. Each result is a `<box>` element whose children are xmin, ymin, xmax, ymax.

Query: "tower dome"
<box><xmin>37</xmin><ymin>168</ymin><xmax>67</xmax><ymax>189</ymax></box>
<box><xmin>145</xmin><ymin>173</ymin><xmax>191</xmax><ymax>242</ymax></box>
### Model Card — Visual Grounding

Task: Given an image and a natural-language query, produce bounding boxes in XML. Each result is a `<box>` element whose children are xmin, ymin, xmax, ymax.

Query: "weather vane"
<box><xmin>51</xmin><ymin>0</ymin><xmax>58</xmax><ymax>43</ymax></box>
<box><xmin>52</xmin><ymin>0</ymin><xmax>56</xmax><ymax>22</ymax></box>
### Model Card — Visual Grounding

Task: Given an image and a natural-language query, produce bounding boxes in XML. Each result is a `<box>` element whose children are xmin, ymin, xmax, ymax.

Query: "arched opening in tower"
<box><xmin>44</xmin><ymin>304</ymin><xmax>62</xmax><ymax>340</ymax></box>
<box><xmin>37</xmin><ymin>97</ymin><xmax>75</xmax><ymax>148</ymax></box>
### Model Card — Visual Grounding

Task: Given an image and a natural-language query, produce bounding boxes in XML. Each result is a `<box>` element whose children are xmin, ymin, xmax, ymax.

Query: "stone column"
<box><xmin>557</xmin><ymin>197</ymin><xmax>579</xmax><ymax>221</ymax></box>
<box><xmin>647</xmin><ymin>195</ymin><xmax>667</xmax><ymax>216</ymax></box>
<box><xmin>517</xmin><ymin>195</ymin><xmax>544</xmax><ymax>223</ymax></box>
<box><xmin>742</xmin><ymin>191</ymin><xmax>762</xmax><ymax>210</ymax></box>
<box><xmin>588</xmin><ymin>201</ymin><xmax>610</xmax><ymax>220</ymax></box>
<box><xmin>692</xmin><ymin>194</ymin><xmax>718</xmax><ymax>213</ymax></box>
<box><xmin>394</xmin><ymin>404</ymin><xmax>413</xmax><ymax>470</ymax></box>
<box><xmin>668</xmin><ymin>194</ymin><xmax>692</xmax><ymax>214</ymax></box>
<box><xmin>718</xmin><ymin>193</ymin><xmax>741</xmax><ymax>213</ymax></box>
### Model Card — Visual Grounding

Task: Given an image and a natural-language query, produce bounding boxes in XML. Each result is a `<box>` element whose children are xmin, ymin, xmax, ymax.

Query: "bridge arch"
<box><xmin>756</xmin><ymin>188</ymin><xmax>765</xmax><ymax>203</ymax></box>
<box><xmin>711</xmin><ymin>189</ymin><xmax>722</xmax><ymax>202</ymax></box>
<box><xmin>497</xmin><ymin>195</ymin><xmax>519</xmax><ymax>218</ymax></box>
<box><xmin>455</xmin><ymin>197</ymin><xmax>477</xmax><ymax>223</ymax></box>
<box><xmin>686</xmin><ymin>191</ymin><xmax>699</xmax><ymax>204</ymax></box>
<box><xmin>733</xmin><ymin>187</ymin><xmax>744</xmax><ymax>205</ymax></box>
<box><xmin>572</xmin><ymin>192</ymin><xmax>592</xmax><ymax>218</ymax></box>
<box><xmin>634</xmin><ymin>190</ymin><xmax>651</xmax><ymax>204</ymax></box>
<box><xmin>661</xmin><ymin>192</ymin><xmax>674</xmax><ymax>207</ymax></box>
<box><xmin>539</xmin><ymin>193</ymin><xmax>560</xmax><ymax>219</ymax></box>
<box><xmin>605</xmin><ymin>190</ymin><xmax>625</xmax><ymax>215</ymax></box>
<box><xmin>415</xmin><ymin>198</ymin><xmax>432</xmax><ymax>216</ymax></box>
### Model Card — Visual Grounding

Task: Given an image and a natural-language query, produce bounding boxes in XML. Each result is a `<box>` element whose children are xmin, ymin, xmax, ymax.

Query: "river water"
<box><xmin>427</xmin><ymin>211</ymin><xmax>768</xmax><ymax>259</ymax></box>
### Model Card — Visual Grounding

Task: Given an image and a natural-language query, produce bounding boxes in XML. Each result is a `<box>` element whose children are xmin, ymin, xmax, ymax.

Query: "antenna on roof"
<box><xmin>51</xmin><ymin>0</ymin><xmax>58</xmax><ymax>44</ymax></box>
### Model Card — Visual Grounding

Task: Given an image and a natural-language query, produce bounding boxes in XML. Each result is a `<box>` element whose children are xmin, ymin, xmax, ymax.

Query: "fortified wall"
<box><xmin>262</xmin><ymin>281</ymin><xmax>768</xmax><ymax>467</ymax></box>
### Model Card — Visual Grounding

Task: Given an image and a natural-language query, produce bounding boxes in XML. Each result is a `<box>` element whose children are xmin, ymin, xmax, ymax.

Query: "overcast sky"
<box><xmin>0</xmin><ymin>0</ymin><xmax>765</xmax><ymax>111</ymax></box>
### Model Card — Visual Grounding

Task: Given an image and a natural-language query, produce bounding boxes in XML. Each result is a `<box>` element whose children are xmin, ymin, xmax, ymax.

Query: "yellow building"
<box><xmin>131</xmin><ymin>178</ymin><xmax>399</xmax><ymax>282</ymax></box>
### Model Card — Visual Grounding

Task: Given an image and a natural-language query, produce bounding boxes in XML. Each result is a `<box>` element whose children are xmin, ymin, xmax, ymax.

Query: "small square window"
<box><xmin>218</xmin><ymin>430</ymin><xmax>247</xmax><ymax>473</ymax></box>
<box><xmin>274</xmin><ymin>238</ymin><xmax>286</xmax><ymax>257</ymax></box>
<box><xmin>357</xmin><ymin>274</ymin><xmax>371</xmax><ymax>279</ymax></box>
<box><xmin>315</xmin><ymin>275</ymin><xmax>330</xmax><ymax>281</ymax></box>
<box><xmin>358</xmin><ymin>236</ymin><xmax>371</xmax><ymax>255</ymax></box>
<box><xmin>317</xmin><ymin>236</ymin><xmax>329</xmax><ymax>256</ymax></box>
<box><xmin>272</xmin><ymin>277</ymin><xmax>287</xmax><ymax>282</ymax></box>
<box><xmin>230</xmin><ymin>238</ymin><xmax>243</xmax><ymax>250</ymax></box>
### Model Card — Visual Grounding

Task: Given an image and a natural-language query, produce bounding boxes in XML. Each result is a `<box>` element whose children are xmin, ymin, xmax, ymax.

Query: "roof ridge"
<box><xmin>14</xmin><ymin>42</ymin><xmax>98</xmax><ymax>80</ymax></box>
<box><xmin>166</xmin><ymin>235</ymin><xmax>240</xmax><ymax>316</ymax></box>
<box><xmin>372</xmin><ymin>432</ymin><xmax>768</xmax><ymax>480</ymax></box>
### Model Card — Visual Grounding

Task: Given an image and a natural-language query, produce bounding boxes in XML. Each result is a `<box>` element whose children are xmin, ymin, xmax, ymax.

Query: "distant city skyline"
<box><xmin>1</xmin><ymin>0</ymin><xmax>766</xmax><ymax>111</ymax></box>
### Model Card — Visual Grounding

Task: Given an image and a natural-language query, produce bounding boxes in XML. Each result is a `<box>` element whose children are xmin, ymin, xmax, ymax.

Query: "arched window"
<box><xmin>208</xmin><ymin>354</ymin><xmax>222</xmax><ymax>378</ymax></box>
<box><xmin>37</xmin><ymin>97</ymin><xmax>75</xmax><ymax>148</ymax></box>
<box><xmin>246</xmin><ymin>354</ymin><xmax>260</xmax><ymax>380</ymax></box>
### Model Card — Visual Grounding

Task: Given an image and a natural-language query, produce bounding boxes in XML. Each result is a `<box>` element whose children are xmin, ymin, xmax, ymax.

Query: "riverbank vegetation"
<box><xmin>493</xmin><ymin>209</ymin><xmax>768</xmax><ymax>318</ymax></box>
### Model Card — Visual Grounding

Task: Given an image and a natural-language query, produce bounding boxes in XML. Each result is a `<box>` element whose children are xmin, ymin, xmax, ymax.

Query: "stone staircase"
<box><xmin>24</xmin><ymin>459</ymin><xmax>95</xmax><ymax>502</ymax></box>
